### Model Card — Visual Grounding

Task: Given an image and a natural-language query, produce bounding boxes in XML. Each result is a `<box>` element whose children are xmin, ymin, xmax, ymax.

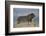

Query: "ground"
<box><xmin>14</xmin><ymin>21</ymin><xmax>35</xmax><ymax>28</ymax></box>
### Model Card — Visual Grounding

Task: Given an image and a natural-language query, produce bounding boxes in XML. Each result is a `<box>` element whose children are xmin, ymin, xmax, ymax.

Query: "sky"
<box><xmin>13</xmin><ymin>8</ymin><xmax>39</xmax><ymax>17</ymax></box>
<box><xmin>13</xmin><ymin>8</ymin><xmax>39</xmax><ymax>22</ymax></box>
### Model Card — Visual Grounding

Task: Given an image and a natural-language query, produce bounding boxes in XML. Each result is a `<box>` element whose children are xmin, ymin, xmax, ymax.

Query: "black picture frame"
<box><xmin>5</xmin><ymin>1</ymin><xmax>45</xmax><ymax>35</ymax></box>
